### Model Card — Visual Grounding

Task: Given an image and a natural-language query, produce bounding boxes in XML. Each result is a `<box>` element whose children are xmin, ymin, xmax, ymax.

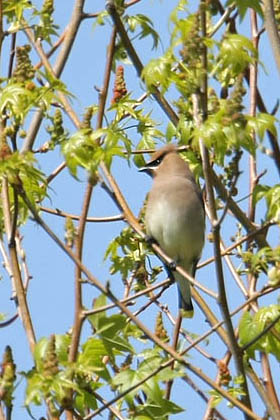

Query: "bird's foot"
<box><xmin>164</xmin><ymin>260</ymin><xmax>177</xmax><ymax>283</ymax></box>
<box><xmin>168</xmin><ymin>260</ymin><xmax>177</xmax><ymax>271</ymax></box>
<box><xmin>144</xmin><ymin>234</ymin><xmax>158</xmax><ymax>245</ymax></box>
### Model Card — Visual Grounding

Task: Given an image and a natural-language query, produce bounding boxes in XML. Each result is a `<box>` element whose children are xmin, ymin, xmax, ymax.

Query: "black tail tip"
<box><xmin>179</xmin><ymin>299</ymin><xmax>194</xmax><ymax>318</ymax></box>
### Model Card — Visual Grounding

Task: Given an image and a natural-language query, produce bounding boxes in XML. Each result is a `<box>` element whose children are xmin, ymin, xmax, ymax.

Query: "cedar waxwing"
<box><xmin>140</xmin><ymin>144</ymin><xmax>205</xmax><ymax>318</ymax></box>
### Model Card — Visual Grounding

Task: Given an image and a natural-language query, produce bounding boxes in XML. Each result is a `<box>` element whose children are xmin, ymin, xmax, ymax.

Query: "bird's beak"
<box><xmin>138</xmin><ymin>166</ymin><xmax>153</xmax><ymax>177</ymax></box>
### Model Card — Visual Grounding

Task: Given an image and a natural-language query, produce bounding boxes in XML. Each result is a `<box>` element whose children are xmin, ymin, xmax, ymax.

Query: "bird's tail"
<box><xmin>175</xmin><ymin>273</ymin><xmax>194</xmax><ymax>318</ymax></box>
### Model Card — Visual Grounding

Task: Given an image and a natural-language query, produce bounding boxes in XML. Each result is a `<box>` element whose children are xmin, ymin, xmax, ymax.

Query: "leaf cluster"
<box><xmin>1</xmin><ymin>0</ymin><xmax>280</xmax><ymax>419</ymax></box>
<box><xmin>0</xmin><ymin>152</ymin><xmax>47</xmax><ymax>227</ymax></box>
<box><xmin>239</xmin><ymin>305</ymin><xmax>280</xmax><ymax>361</ymax></box>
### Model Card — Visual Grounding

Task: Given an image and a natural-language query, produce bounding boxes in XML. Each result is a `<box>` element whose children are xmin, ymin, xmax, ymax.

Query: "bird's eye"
<box><xmin>147</xmin><ymin>155</ymin><xmax>163</xmax><ymax>169</ymax></box>
<box><xmin>154</xmin><ymin>158</ymin><xmax>162</xmax><ymax>165</ymax></box>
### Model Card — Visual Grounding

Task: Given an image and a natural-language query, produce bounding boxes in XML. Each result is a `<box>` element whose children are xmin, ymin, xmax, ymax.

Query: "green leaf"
<box><xmin>0</xmin><ymin>152</ymin><xmax>47</xmax><ymax>226</ymax></box>
<box><xmin>33</xmin><ymin>3</ymin><xmax>59</xmax><ymax>45</ymax></box>
<box><xmin>53</xmin><ymin>334</ymin><xmax>71</xmax><ymax>365</ymax></box>
<box><xmin>142</xmin><ymin>52</ymin><xmax>173</xmax><ymax>93</ymax></box>
<box><xmin>75</xmin><ymin>389</ymin><xmax>97</xmax><ymax>415</ymax></box>
<box><xmin>87</xmin><ymin>294</ymin><xmax>107</xmax><ymax>330</ymax></box>
<box><xmin>125</xmin><ymin>14</ymin><xmax>160</xmax><ymax>50</ymax></box>
<box><xmin>209</xmin><ymin>389</ymin><xmax>223</xmax><ymax>408</ymax></box>
<box><xmin>246</xmin><ymin>113</ymin><xmax>278</xmax><ymax>142</ymax></box>
<box><xmin>33</xmin><ymin>334</ymin><xmax>71</xmax><ymax>372</ymax></box>
<box><xmin>157</xmin><ymin>399</ymin><xmax>184</xmax><ymax>415</ymax></box>
<box><xmin>112</xmin><ymin>368</ymin><xmax>141</xmax><ymax>398</ymax></box>
<box><xmin>215</xmin><ymin>34</ymin><xmax>257</xmax><ymax>84</ymax></box>
<box><xmin>93</xmin><ymin>314</ymin><xmax>126</xmax><ymax>337</ymax></box>
<box><xmin>226</xmin><ymin>0</ymin><xmax>263</xmax><ymax>21</ymax></box>
<box><xmin>239</xmin><ymin>306</ymin><xmax>280</xmax><ymax>361</ymax></box>
<box><xmin>253</xmin><ymin>184</ymin><xmax>280</xmax><ymax>221</ymax></box>
<box><xmin>88</xmin><ymin>310</ymin><xmax>135</xmax><ymax>357</ymax></box>
<box><xmin>34</xmin><ymin>338</ymin><xmax>49</xmax><ymax>372</ymax></box>
<box><xmin>112</xmin><ymin>350</ymin><xmax>184</xmax><ymax>418</ymax></box>
<box><xmin>61</xmin><ymin>129</ymin><xmax>101</xmax><ymax>177</ymax></box>
<box><xmin>239</xmin><ymin>311</ymin><xmax>259</xmax><ymax>359</ymax></box>
<box><xmin>3</xmin><ymin>0</ymin><xmax>33</xmax><ymax>22</ymax></box>
<box><xmin>166</xmin><ymin>122</ymin><xmax>177</xmax><ymax>142</ymax></box>
<box><xmin>0</xmin><ymin>83</ymin><xmax>36</xmax><ymax>122</ymax></box>
<box><xmin>104</xmin><ymin>225</ymin><xmax>146</xmax><ymax>282</ymax></box>
<box><xmin>78</xmin><ymin>338</ymin><xmax>111</xmax><ymax>380</ymax></box>
<box><xmin>137</xmin><ymin>400</ymin><xmax>183</xmax><ymax>418</ymax></box>
<box><xmin>103</xmin><ymin>336</ymin><xmax>134</xmax><ymax>353</ymax></box>
<box><xmin>24</xmin><ymin>372</ymin><xmax>44</xmax><ymax>406</ymax></box>
<box><xmin>252</xmin><ymin>184</ymin><xmax>270</xmax><ymax>206</ymax></box>
<box><xmin>133</xmin><ymin>150</ymin><xmax>147</xmax><ymax>169</ymax></box>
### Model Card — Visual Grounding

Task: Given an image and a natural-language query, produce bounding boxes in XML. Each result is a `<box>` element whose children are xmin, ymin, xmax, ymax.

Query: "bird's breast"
<box><xmin>145</xmin><ymin>183</ymin><xmax>204</xmax><ymax>264</ymax></box>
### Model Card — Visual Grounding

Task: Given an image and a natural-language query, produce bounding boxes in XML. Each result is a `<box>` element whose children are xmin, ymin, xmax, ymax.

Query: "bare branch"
<box><xmin>39</xmin><ymin>206</ymin><xmax>124</xmax><ymax>222</ymax></box>
<box><xmin>263</xmin><ymin>0</ymin><xmax>280</xmax><ymax>76</ymax></box>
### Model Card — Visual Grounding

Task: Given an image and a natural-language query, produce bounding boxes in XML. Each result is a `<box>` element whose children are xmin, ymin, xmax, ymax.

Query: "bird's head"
<box><xmin>139</xmin><ymin>144</ymin><xmax>191</xmax><ymax>178</ymax></box>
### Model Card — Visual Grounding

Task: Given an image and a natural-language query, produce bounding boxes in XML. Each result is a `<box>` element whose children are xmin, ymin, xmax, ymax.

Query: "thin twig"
<box><xmin>69</xmin><ymin>26</ymin><xmax>117</xmax><ymax>363</ymax></box>
<box><xmin>155</xmin><ymin>302</ymin><xmax>217</xmax><ymax>362</ymax></box>
<box><xmin>203</xmin><ymin>352</ymin><xmax>231</xmax><ymax>420</ymax></box>
<box><xmin>1</xmin><ymin>179</ymin><xmax>36</xmax><ymax>354</ymax></box>
<box><xmin>211</xmin><ymin>169</ymin><xmax>269</xmax><ymax>249</ymax></box>
<box><xmin>0</xmin><ymin>313</ymin><xmax>18</xmax><ymax>328</ymax></box>
<box><xmin>0</xmin><ymin>0</ymin><xmax>3</xmax><ymax>57</ymax></box>
<box><xmin>21</xmin><ymin>0</ymin><xmax>87</xmax><ymax>153</ymax></box>
<box><xmin>196</xmin><ymin>3</ymin><xmax>252</xmax><ymax>414</ymax></box>
<box><xmin>246</xmin><ymin>363</ymin><xmax>280</xmax><ymax>420</ymax></box>
<box><xmin>46</xmin><ymin>161</ymin><xmax>66</xmax><ymax>184</ymax></box>
<box><xmin>208</xmin><ymin>5</ymin><xmax>235</xmax><ymax>37</ymax></box>
<box><xmin>260</xmin><ymin>354</ymin><xmax>280</xmax><ymax>416</ymax></box>
<box><xmin>7</xmin><ymin>33</ymin><xmax>17</xmax><ymax>78</ymax></box>
<box><xmin>83</xmin><ymin>348</ymin><xmax>262</xmax><ymax>420</ymax></box>
<box><xmin>83</xmin><ymin>278</ymin><xmax>171</xmax><ymax>317</ymax></box>
<box><xmin>106</xmin><ymin>0</ymin><xmax>179</xmax><ymax>126</ymax></box>
<box><xmin>198</xmin><ymin>222</ymin><xmax>273</xmax><ymax>269</ymax></box>
<box><xmin>183</xmin><ymin>374</ymin><xmax>228</xmax><ymax>420</ymax></box>
<box><xmin>131</xmin><ymin>283</ymin><xmax>170</xmax><ymax>317</ymax></box>
<box><xmin>165</xmin><ymin>315</ymin><xmax>182</xmax><ymax>400</ymax></box>
<box><xmin>248</xmin><ymin>9</ymin><xmax>258</xmax><ymax>224</ymax></box>
<box><xmin>245</xmin><ymin>66</ymin><xmax>280</xmax><ymax>176</ymax></box>
<box><xmin>0</xmin><ymin>239</ymin><xmax>14</xmax><ymax>283</ymax></box>
<box><xmin>263</xmin><ymin>0</ymin><xmax>280</xmax><ymax>76</ymax></box>
<box><xmin>241</xmin><ymin>313</ymin><xmax>280</xmax><ymax>352</ymax></box>
<box><xmin>92</xmin><ymin>391</ymin><xmax>126</xmax><ymax>420</ymax></box>
<box><xmin>40</xmin><ymin>206</ymin><xmax>124</xmax><ymax>223</ymax></box>
<box><xmin>220</xmin><ymin>239</ymin><xmax>248</xmax><ymax>297</ymax></box>
<box><xmin>34</xmin><ymin>28</ymin><xmax>67</xmax><ymax>70</ymax></box>
<box><xmin>9</xmin><ymin>187</ymin><xmax>18</xmax><ymax>248</ymax></box>
<box><xmin>15</xmin><ymin>182</ymin><xmax>262</xmax><ymax>420</ymax></box>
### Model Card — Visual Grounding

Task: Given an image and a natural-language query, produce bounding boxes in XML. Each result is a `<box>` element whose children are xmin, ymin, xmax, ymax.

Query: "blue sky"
<box><xmin>1</xmin><ymin>1</ymin><xmax>280</xmax><ymax>419</ymax></box>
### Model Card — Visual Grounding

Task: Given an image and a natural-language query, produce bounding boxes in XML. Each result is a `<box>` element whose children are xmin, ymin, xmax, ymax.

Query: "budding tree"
<box><xmin>0</xmin><ymin>1</ymin><xmax>280</xmax><ymax>420</ymax></box>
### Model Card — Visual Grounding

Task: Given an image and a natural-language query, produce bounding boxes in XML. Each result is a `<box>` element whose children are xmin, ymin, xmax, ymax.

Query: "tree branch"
<box><xmin>83</xmin><ymin>278</ymin><xmax>171</xmax><ymax>316</ymax></box>
<box><xmin>263</xmin><ymin>0</ymin><xmax>280</xmax><ymax>76</ymax></box>
<box><xmin>105</xmin><ymin>0</ymin><xmax>179</xmax><ymax>126</ymax></box>
<box><xmin>39</xmin><ymin>206</ymin><xmax>124</xmax><ymax>223</ymax></box>
<box><xmin>21</xmin><ymin>0</ymin><xmax>87</xmax><ymax>152</ymax></box>
<box><xmin>195</xmin><ymin>3</ymin><xmax>252</xmax><ymax>415</ymax></box>
<box><xmin>68</xmin><ymin>26</ymin><xmax>117</xmax><ymax>363</ymax></box>
<box><xmin>1</xmin><ymin>179</ymin><xmax>36</xmax><ymax>354</ymax></box>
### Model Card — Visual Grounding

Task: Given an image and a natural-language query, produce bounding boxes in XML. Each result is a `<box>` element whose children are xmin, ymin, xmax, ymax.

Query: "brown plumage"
<box><xmin>140</xmin><ymin>145</ymin><xmax>205</xmax><ymax>317</ymax></box>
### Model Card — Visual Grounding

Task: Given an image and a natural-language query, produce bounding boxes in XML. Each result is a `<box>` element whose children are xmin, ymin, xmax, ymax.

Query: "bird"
<box><xmin>140</xmin><ymin>144</ymin><xmax>205</xmax><ymax>318</ymax></box>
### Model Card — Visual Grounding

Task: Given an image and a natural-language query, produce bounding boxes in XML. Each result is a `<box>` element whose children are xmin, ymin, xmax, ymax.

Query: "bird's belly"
<box><xmin>146</xmin><ymin>200</ymin><xmax>204</xmax><ymax>263</ymax></box>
